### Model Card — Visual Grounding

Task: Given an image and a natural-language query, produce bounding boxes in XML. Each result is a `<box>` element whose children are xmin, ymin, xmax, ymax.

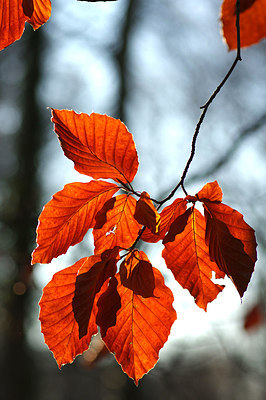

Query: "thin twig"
<box><xmin>158</xmin><ymin>0</ymin><xmax>242</xmax><ymax>207</ymax></box>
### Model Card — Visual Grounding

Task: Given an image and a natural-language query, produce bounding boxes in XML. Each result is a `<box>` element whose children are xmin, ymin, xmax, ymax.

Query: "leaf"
<box><xmin>51</xmin><ymin>109</ymin><xmax>139</xmax><ymax>184</ymax></box>
<box><xmin>141</xmin><ymin>198</ymin><xmax>187</xmax><ymax>243</ymax></box>
<box><xmin>72</xmin><ymin>250</ymin><xmax>119</xmax><ymax>339</ymax></box>
<box><xmin>134</xmin><ymin>192</ymin><xmax>161</xmax><ymax>234</ymax></box>
<box><xmin>93</xmin><ymin>194</ymin><xmax>142</xmax><ymax>254</ymax></box>
<box><xmin>221</xmin><ymin>0</ymin><xmax>266</xmax><ymax>50</ymax></box>
<box><xmin>0</xmin><ymin>0</ymin><xmax>51</xmax><ymax>51</ymax></box>
<box><xmin>163</xmin><ymin>207</ymin><xmax>192</xmax><ymax>243</ymax></box>
<box><xmin>196</xmin><ymin>180</ymin><xmax>223</xmax><ymax>203</ymax></box>
<box><xmin>119</xmin><ymin>250</ymin><xmax>155</xmax><ymax>298</ymax></box>
<box><xmin>96</xmin><ymin>276</ymin><xmax>122</xmax><ymax>337</ymax></box>
<box><xmin>97</xmin><ymin>265</ymin><xmax>177</xmax><ymax>385</ymax></box>
<box><xmin>162</xmin><ymin>207</ymin><xmax>225</xmax><ymax>310</ymax></box>
<box><xmin>32</xmin><ymin>180</ymin><xmax>119</xmax><ymax>264</ymax></box>
<box><xmin>244</xmin><ymin>303</ymin><xmax>264</xmax><ymax>331</ymax></box>
<box><xmin>204</xmin><ymin>202</ymin><xmax>257</xmax><ymax>297</ymax></box>
<box><xmin>39</xmin><ymin>258</ymin><xmax>98</xmax><ymax>368</ymax></box>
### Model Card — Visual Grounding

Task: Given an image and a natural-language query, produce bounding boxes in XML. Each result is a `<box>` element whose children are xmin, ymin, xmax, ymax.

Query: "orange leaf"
<box><xmin>162</xmin><ymin>207</ymin><xmax>225</xmax><ymax>310</ymax></box>
<box><xmin>39</xmin><ymin>258</ymin><xmax>98</xmax><ymax>368</ymax></box>
<box><xmin>51</xmin><ymin>109</ymin><xmax>139</xmax><ymax>184</ymax></box>
<box><xmin>204</xmin><ymin>202</ymin><xmax>257</xmax><ymax>297</ymax></box>
<box><xmin>97</xmin><ymin>266</ymin><xmax>176</xmax><ymax>385</ymax></box>
<box><xmin>32</xmin><ymin>180</ymin><xmax>119</xmax><ymax>264</ymax></box>
<box><xmin>27</xmin><ymin>0</ymin><xmax>51</xmax><ymax>29</ymax></box>
<box><xmin>0</xmin><ymin>0</ymin><xmax>51</xmax><ymax>51</ymax></box>
<box><xmin>196</xmin><ymin>180</ymin><xmax>223</xmax><ymax>203</ymax></box>
<box><xmin>93</xmin><ymin>194</ymin><xmax>142</xmax><ymax>254</ymax></box>
<box><xmin>141</xmin><ymin>198</ymin><xmax>187</xmax><ymax>243</ymax></box>
<box><xmin>221</xmin><ymin>0</ymin><xmax>266</xmax><ymax>50</ymax></box>
<box><xmin>134</xmin><ymin>191</ymin><xmax>161</xmax><ymax>234</ymax></box>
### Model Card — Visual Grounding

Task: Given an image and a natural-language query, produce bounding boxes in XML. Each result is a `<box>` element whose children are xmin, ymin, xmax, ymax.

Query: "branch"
<box><xmin>188</xmin><ymin>112</ymin><xmax>266</xmax><ymax>183</ymax></box>
<box><xmin>158</xmin><ymin>0</ymin><xmax>242</xmax><ymax>208</ymax></box>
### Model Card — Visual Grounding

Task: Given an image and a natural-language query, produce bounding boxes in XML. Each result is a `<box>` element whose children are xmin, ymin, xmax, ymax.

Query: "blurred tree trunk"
<box><xmin>0</xmin><ymin>26</ymin><xmax>45</xmax><ymax>400</ymax></box>
<box><xmin>115</xmin><ymin>0</ymin><xmax>139</xmax><ymax>123</ymax></box>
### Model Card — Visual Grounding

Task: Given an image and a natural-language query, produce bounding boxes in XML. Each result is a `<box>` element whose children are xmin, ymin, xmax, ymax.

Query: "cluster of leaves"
<box><xmin>1</xmin><ymin>0</ymin><xmax>264</xmax><ymax>385</ymax></box>
<box><xmin>1</xmin><ymin>0</ymin><xmax>266</xmax><ymax>51</ymax></box>
<box><xmin>30</xmin><ymin>110</ymin><xmax>257</xmax><ymax>384</ymax></box>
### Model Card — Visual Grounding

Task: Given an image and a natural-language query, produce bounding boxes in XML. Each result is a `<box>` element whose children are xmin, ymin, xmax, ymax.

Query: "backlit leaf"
<box><xmin>196</xmin><ymin>181</ymin><xmax>223</xmax><ymax>203</ymax></box>
<box><xmin>96</xmin><ymin>276</ymin><xmax>121</xmax><ymax>337</ymax></box>
<box><xmin>72</xmin><ymin>250</ymin><xmax>119</xmax><ymax>339</ymax></box>
<box><xmin>0</xmin><ymin>0</ymin><xmax>51</xmax><ymax>51</ymax></box>
<box><xmin>204</xmin><ymin>202</ymin><xmax>257</xmax><ymax>297</ymax></box>
<box><xmin>134</xmin><ymin>191</ymin><xmax>161</xmax><ymax>234</ymax></box>
<box><xmin>141</xmin><ymin>198</ymin><xmax>187</xmax><ymax>243</ymax></box>
<box><xmin>32</xmin><ymin>180</ymin><xmax>119</xmax><ymax>264</ymax></box>
<box><xmin>51</xmin><ymin>109</ymin><xmax>139</xmax><ymax>184</ymax></box>
<box><xmin>221</xmin><ymin>0</ymin><xmax>266</xmax><ymax>50</ymax></box>
<box><xmin>162</xmin><ymin>207</ymin><xmax>225</xmax><ymax>310</ymax></box>
<box><xmin>93</xmin><ymin>194</ymin><xmax>142</xmax><ymax>254</ymax></box>
<box><xmin>39</xmin><ymin>258</ymin><xmax>98</xmax><ymax>368</ymax></box>
<box><xmin>98</xmin><ymin>266</ymin><xmax>177</xmax><ymax>384</ymax></box>
<box><xmin>119</xmin><ymin>250</ymin><xmax>155</xmax><ymax>298</ymax></box>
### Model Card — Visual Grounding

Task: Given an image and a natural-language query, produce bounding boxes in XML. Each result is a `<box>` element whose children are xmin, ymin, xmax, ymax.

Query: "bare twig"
<box><xmin>158</xmin><ymin>0</ymin><xmax>242</xmax><ymax>208</ymax></box>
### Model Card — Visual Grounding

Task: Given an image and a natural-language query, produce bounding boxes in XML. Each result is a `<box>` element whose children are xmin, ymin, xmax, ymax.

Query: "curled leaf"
<box><xmin>134</xmin><ymin>192</ymin><xmax>161</xmax><ymax>234</ymax></box>
<box><xmin>141</xmin><ymin>198</ymin><xmax>187</xmax><ymax>243</ymax></box>
<box><xmin>204</xmin><ymin>202</ymin><xmax>257</xmax><ymax>297</ymax></box>
<box><xmin>0</xmin><ymin>0</ymin><xmax>51</xmax><ymax>51</ymax></box>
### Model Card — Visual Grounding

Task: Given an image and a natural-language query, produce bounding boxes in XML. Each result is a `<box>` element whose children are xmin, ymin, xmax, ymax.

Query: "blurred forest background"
<box><xmin>0</xmin><ymin>0</ymin><xmax>265</xmax><ymax>399</ymax></box>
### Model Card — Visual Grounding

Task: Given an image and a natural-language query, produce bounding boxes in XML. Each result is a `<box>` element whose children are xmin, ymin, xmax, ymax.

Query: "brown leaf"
<box><xmin>72</xmin><ymin>250</ymin><xmax>119</xmax><ymax>339</ymax></box>
<box><xmin>119</xmin><ymin>250</ymin><xmax>155</xmax><ymax>298</ymax></box>
<box><xmin>134</xmin><ymin>191</ymin><xmax>161</xmax><ymax>234</ymax></box>
<box><xmin>204</xmin><ymin>202</ymin><xmax>257</xmax><ymax>297</ymax></box>
<box><xmin>141</xmin><ymin>198</ymin><xmax>187</xmax><ymax>243</ymax></box>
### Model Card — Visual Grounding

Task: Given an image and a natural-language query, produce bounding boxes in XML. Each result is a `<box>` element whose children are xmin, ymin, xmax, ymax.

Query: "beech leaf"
<box><xmin>72</xmin><ymin>250</ymin><xmax>119</xmax><ymax>339</ymax></box>
<box><xmin>93</xmin><ymin>194</ymin><xmax>142</xmax><ymax>254</ymax></box>
<box><xmin>51</xmin><ymin>109</ymin><xmax>139</xmax><ymax>184</ymax></box>
<box><xmin>0</xmin><ymin>0</ymin><xmax>51</xmax><ymax>51</ymax></box>
<box><xmin>221</xmin><ymin>0</ymin><xmax>266</xmax><ymax>50</ymax></box>
<box><xmin>204</xmin><ymin>202</ymin><xmax>257</xmax><ymax>297</ymax></box>
<box><xmin>162</xmin><ymin>207</ymin><xmax>225</xmax><ymax>310</ymax></box>
<box><xmin>32</xmin><ymin>180</ymin><xmax>119</xmax><ymax>264</ymax></box>
<box><xmin>134</xmin><ymin>191</ymin><xmax>161</xmax><ymax>234</ymax></box>
<box><xmin>119</xmin><ymin>250</ymin><xmax>156</xmax><ymax>298</ymax></box>
<box><xmin>39</xmin><ymin>259</ymin><xmax>98</xmax><ymax>368</ymax></box>
<box><xmin>141</xmin><ymin>198</ymin><xmax>187</xmax><ymax>243</ymax></box>
<box><xmin>98</xmin><ymin>266</ymin><xmax>177</xmax><ymax>385</ymax></box>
